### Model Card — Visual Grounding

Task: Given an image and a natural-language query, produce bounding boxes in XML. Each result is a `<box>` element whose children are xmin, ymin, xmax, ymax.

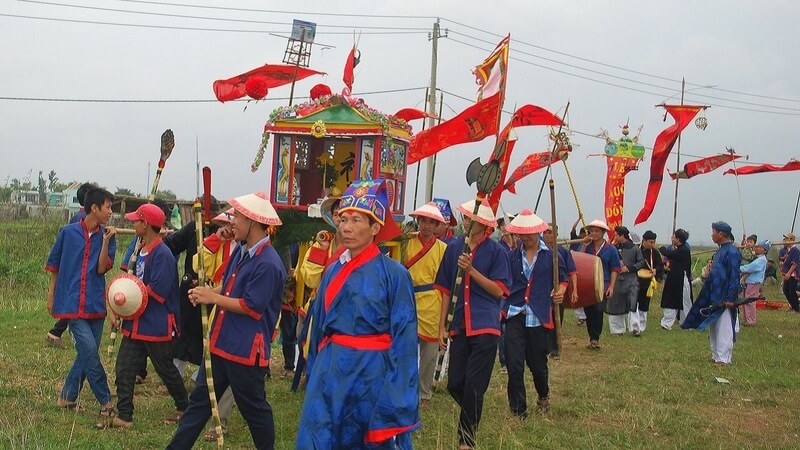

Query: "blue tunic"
<box><xmin>210</xmin><ymin>240</ymin><xmax>286</xmax><ymax>366</ymax></box>
<box><xmin>582</xmin><ymin>241</ymin><xmax>622</xmax><ymax>289</ymax></box>
<box><xmin>121</xmin><ymin>240</ymin><xmax>180</xmax><ymax>342</ymax></box>
<box><xmin>298</xmin><ymin>243</ymin><xmax>420</xmax><ymax>449</ymax></box>
<box><xmin>434</xmin><ymin>235</ymin><xmax>511</xmax><ymax>336</ymax></box>
<box><xmin>682</xmin><ymin>241</ymin><xmax>742</xmax><ymax>330</ymax></box>
<box><xmin>505</xmin><ymin>241</ymin><xmax>568</xmax><ymax>326</ymax></box>
<box><xmin>46</xmin><ymin>220</ymin><xmax>116</xmax><ymax>319</ymax></box>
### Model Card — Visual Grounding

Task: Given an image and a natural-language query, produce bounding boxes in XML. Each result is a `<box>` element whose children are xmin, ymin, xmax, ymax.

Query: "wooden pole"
<box><xmin>549</xmin><ymin>179</ymin><xmax>562</xmax><ymax>352</ymax></box>
<box><xmin>671</xmin><ymin>79</ymin><xmax>686</xmax><ymax>234</ymax></box>
<box><xmin>792</xmin><ymin>188</ymin><xmax>800</xmax><ymax>233</ymax></box>
<box><xmin>534</xmin><ymin>102</ymin><xmax>570</xmax><ymax>213</ymax></box>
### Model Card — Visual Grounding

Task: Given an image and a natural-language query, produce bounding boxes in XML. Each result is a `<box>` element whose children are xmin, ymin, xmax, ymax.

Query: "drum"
<box><xmin>564</xmin><ymin>250</ymin><xmax>604</xmax><ymax>309</ymax></box>
<box><xmin>637</xmin><ymin>268</ymin><xmax>654</xmax><ymax>279</ymax></box>
<box><xmin>106</xmin><ymin>273</ymin><xmax>148</xmax><ymax>320</ymax></box>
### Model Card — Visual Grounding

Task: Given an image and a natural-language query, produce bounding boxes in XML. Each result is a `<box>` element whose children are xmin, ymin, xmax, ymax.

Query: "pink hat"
<box><xmin>457</xmin><ymin>199</ymin><xmax>497</xmax><ymax>228</ymax></box>
<box><xmin>211</xmin><ymin>207</ymin><xmax>234</xmax><ymax>224</ymax></box>
<box><xmin>505</xmin><ymin>209</ymin><xmax>548</xmax><ymax>234</ymax></box>
<box><xmin>125</xmin><ymin>203</ymin><xmax>166</xmax><ymax>228</ymax></box>
<box><xmin>228</xmin><ymin>192</ymin><xmax>282</xmax><ymax>226</ymax></box>
<box><xmin>586</xmin><ymin>219</ymin><xmax>610</xmax><ymax>232</ymax></box>
<box><xmin>410</xmin><ymin>202</ymin><xmax>446</xmax><ymax>224</ymax></box>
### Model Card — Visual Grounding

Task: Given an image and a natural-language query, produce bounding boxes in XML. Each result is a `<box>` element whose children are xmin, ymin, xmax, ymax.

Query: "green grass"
<box><xmin>1</xmin><ymin>218</ymin><xmax>799</xmax><ymax>449</ymax></box>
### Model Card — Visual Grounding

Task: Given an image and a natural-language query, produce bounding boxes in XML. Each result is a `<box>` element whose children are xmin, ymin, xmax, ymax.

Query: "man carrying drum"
<box><xmin>580</xmin><ymin>219</ymin><xmax>621</xmax><ymax>350</ymax></box>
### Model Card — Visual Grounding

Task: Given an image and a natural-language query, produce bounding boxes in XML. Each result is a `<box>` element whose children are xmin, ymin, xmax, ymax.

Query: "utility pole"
<box><xmin>424</xmin><ymin>19</ymin><xmax>446</xmax><ymax>202</ymax></box>
<box><xmin>671</xmin><ymin>78</ymin><xmax>685</xmax><ymax>234</ymax></box>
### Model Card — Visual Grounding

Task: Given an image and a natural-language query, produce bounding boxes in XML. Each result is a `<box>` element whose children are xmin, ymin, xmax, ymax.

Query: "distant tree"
<box><xmin>37</xmin><ymin>171</ymin><xmax>47</xmax><ymax>204</ymax></box>
<box><xmin>47</xmin><ymin>170</ymin><xmax>59</xmax><ymax>192</ymax></box>
<box><xmin>155</xmin><ymin>189</ymin><xmax>178</xmax><ymax>200</ymax></box>
<box><xmin>115</xmin><ymin>187</ymin><xmax>140</xmax><ymax>197</ymax></box>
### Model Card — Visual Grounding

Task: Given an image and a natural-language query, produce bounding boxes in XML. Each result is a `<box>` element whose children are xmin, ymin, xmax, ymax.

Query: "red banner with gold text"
<box><xmin>605</xmin><ymin>156</ymin><xmax>638</xmax><ymax>239</ymax></box>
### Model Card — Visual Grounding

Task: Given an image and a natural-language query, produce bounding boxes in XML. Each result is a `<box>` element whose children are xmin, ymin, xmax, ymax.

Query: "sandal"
<box><xmin>163</xmin><ymin>410</ymin><xmax>183</xmax><ymax>425</ymax></box>
<box><xmin>56</xmin><ymin>399</ymin><xmax>84</xmax><ymax>412</ymax></box>
<box><xmin>99</xmin><ymin>405</ymin><xmax>116</xmax><ymax>418</ymax></box>
<box><xmin>95</xmin><ymin>416</ymin><xmax>132</xmax><ymax>429</ymax></box>
<box><xmin>203</xmin><ymin>428</ymin><xmax>224</xmax><ymax>442</ymax></box>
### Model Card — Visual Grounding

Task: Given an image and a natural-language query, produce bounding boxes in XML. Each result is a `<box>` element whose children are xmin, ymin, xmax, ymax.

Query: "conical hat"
<box><xmin>319</xmin><ymin>196</ymin><xmax>341</xmax><ymax>228</ymax></box>
<box><xmin>211</xmin><ymin>208</ymin><xmax>234</xmax><ymax>225</ymax></box>
<box><xmin>107</xmin><ymin>273</ymin><xmax>148</xmax><ymax>320</ymax></box>
<box><xmin>410</xmin><ymin>202</ymin><xmax>446</xmax><ymax>224</ymax></box>
<box><xmin>457</xmin><ymin>199</ymin><xmax>497</xmax><ymax>227</ymax></box>
<box><xmin>505</xmin><ymin>209</ymin><xmax>548</xmax><ymax>234</ymax></box>
<box><xmin>586</xmin><ymin>219</ymin><xmax>610</xmax><ymax>232</ymax></box>
<box><xmin>229</xmin><ymin>192</ymin><xmax>281</xmax><ymax>226</ymax></box>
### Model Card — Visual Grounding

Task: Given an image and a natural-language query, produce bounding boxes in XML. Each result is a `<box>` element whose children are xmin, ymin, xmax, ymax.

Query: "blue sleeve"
<box><xmin>487</xmin><ymin>243</ymin><xmax>512</xmax><ymax>288</ymax></box>
<box><xmin>558</xmin><ymin>251</ymin><xmax>569</xmax><ymax>283</ymax></box>
<box><xmin>147</xmin><ymin>247</ymin><xmax>177</xmax><ymax>303</ymax></box>
<box><xmin>740</xmin><ymin>257</ymin><xmax>766</xmax><ymax>274</ymax></box>
<box><xmin>434</xmin><ymin>244</ymin><xmax>457</xmax><ymax>294</ymax></box>
<box><xmin>304</xmin><ymin>270</ymin><xmax>331</xmax><ymax>377</ymax></box>
<box><xmin>120</xmin><ymin>239</ymin><xmax>137</xmax><ymax>271</ymax></box>
<box><xmin>108</xmin><ymin>234</ymin><xmax>117</xmax><ymax>265</ymax></box>
<box><xmin>241</xmin><ymin>260</ymin><xmax>285</xmax><ymax>320</ymax></box>
<box><xmin>791</xmin><ymin>248</ymin><xmax>800</xmax><ymax>266</ymax></box>
<box><xmin>46</xmin><ymin>227</ymin><xmax>66</xmax><ymax>271</ymax></box>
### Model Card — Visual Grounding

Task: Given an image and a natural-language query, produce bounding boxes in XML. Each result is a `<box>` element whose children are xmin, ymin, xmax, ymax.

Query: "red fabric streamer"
<box><xmin>213</xmin><ymin>64</ymin><xmax>324</xmax><ymax>102</ymax></box>
<box><xmin>393</xmin><ymin>108</ymin><xmax>431</xmax><ymax>123</ymax></box>
<box><xmin>723</xmin><ymin>159</ymin><xmax>800</xmax><ymax>176</ymax></box>
<box><xmin>604</xmin><ymin>156</ymin><xmax>639</xmax><ymax>239</ymax></box>
<box><xmin>510</xmin><ymin>104</ymin><xmax>563</xmax><ymax>128</ymax></box>
<box><xmin>669</xmin><ymin>153</ymin><xmax>742</xmax><ymax>179</ymax></box>
<box><xmin>407</xmin><ymin>93</ymin><xmax>502</xmax><ymax>164</ymax></box>
<box><xmin>310</xmin><ymin>83</ymin><xmax>332</xmax><ymax>100</ymax></box>
<box><xmin>343</xmin><ymin>47</ymin><xmax>357</xmax><ymax>93</ymax></box>
<box><xmin>503</xmin><ymin>147</ymin><xmax>569</xmax><ymax>194</ymax></box>
<box><xmin>634</xmin><ymin>105</ymin><xmax>703</xmax><ymax>225</ymax></box>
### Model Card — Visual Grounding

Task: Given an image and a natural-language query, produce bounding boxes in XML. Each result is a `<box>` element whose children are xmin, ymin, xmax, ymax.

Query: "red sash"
<box><xmin>404</xmin><ymin>236</ymin><xmax>437</xmax><ymax>269</ymax></box>
<box><xmin>324</xmin><ymin>243</ymin><xmax>381</xmax><ymax>312</ymax></box>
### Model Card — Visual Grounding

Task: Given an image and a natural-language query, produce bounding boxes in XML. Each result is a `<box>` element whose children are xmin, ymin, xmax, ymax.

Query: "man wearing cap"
<box><xmin>606</xmin><ymin>226</ymin><xmax>645</xmax><ymax>336</ymax></box>
<box><xmin>46</xmin><ymin>188</ymin><xmax>116</xmax><ymax>416</ymax></box>
<box><xmin>659</xmin><ymin>229</ymin><xmax>692</xmax><ymax>330</ymax></box>
<box><xmin>779</xmin><ymin>232</ymin><xmax>799</xmax><ymax>312</ymax></box>
<box><xmin>168</xmin><ymin>192</ymin><xmax>286</xmax><ymax>450</ymax></box>
<box><xmin>580</xmin><ymin>219</ymin><xmax>621</xmax><ymax>350</ymax></box>
<box><xmin>435</xmin><ymin>198</ymin><xmax>511</xmax><ymax>449</ymax></box>
<box><xmin>432</xmin><ymin>197</ymin><xmax>457</xmax><ymax>244</ymax></box>
<box><xmin>502</xmin><ymin>210</ymin><xmax>568</xmax><ymax>418</ymax></box>
<box><xmin>104</xmin><ymin>204</ymin><xmax>186</xmax><ymax>428</ymax></box>
<box><xmin>634</xmin><ymin>231</ymin><xmax>664</xmax><ymax>335</ymax></box>
<box><xmin>542</xmin><ymin>224</ymin><xmax>578</xmax><ymax>358</ymax></box>
<box><xmin>739</xmin><ymin>239</ymin><xmax>769</xmax><ymax>325</ymax></box>
<box><xmin>297</xmin><ymin>180</ymin><xmax>419</xmax><ymax>449</ymax></box>
<box><xmin>682</xmin><ymin>222</ymin><xmax>742</xmax><ymax>365</ymax></box>
<box><xmin>406</xmin><ymin>201</ymin><xmax>448</xmax><ymax>407</ymax></box>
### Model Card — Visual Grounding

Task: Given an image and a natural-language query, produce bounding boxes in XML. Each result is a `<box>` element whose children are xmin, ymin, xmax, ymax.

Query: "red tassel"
<box><xmin>244</xmin><ymin>76</ymin><xmax>269</xmax><ymax>100</ymax></box>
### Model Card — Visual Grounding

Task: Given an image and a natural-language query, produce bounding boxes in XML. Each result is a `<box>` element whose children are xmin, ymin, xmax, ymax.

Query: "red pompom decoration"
<box><xmin>244</xmin><ymin>76</ymin><xmax>269</xmax><ymax>100</ymax></box>
<box><xmin>310</xmin><ymin>83</ymin><xmax>332</xmax><ymax>100</ymax></box>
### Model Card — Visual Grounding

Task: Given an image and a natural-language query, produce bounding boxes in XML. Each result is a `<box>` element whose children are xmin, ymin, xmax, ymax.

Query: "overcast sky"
<box><xmin>3</xmin><ymin>0</ymin><xmax>799</xmax><ymax>244</ymax></box>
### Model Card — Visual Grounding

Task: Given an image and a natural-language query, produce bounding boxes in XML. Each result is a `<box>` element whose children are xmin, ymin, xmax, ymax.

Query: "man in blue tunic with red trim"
<box><xmin>502</xmin><ymin>210</ymin><xmax>568</xmax><ymax>418</ymax></box>
<box><xmin>297</xmin><ymin>179</ymin><xmax>420</xmax><ymax>449</ymax></box>
<box><xmin>102</xmin><ymin>204</ymin><xmax>187</xmax><ymax>428</ymax></box>
<box><xmin>46</xmin><ymin>188</ymin><xmax>116</xmax><ymax>415</ymax></box>
<box><xmin>580</xmin><ymin>219</ymin><xmax>622</xmax><ymax>350</ymax></box>
<box><xmin>435</xmin><ymin>198</ymin><xmax>512</xmax><ymax>450</ymax></box>
<box><xmin>167</xmin><ymin>192</ymin><xmax>286</xmax><ymax>450</ymax></box>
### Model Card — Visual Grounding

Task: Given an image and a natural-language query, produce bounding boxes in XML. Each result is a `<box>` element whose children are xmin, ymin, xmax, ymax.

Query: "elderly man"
<box><xmin>779</xmin><ymin>232</ymin><xmax>799</xmax><ymax>312</ymax></box>
<box><xmin>168</xmin><ymin>192</ymin><xmax>286</xmax><ymax>450</ymax></box>
<box><xmin>502</xmin><ymin>210</ymin><xmax>567</xmax><ymax>418</ymax></box>
<box><xmin>606</xmin><ymin>226</ymin><xmax>644</xmax><ymax>336</ymax></box>
<box><xmin>297</xmin><ymin>179</ymin><xmax>420</xmax><ymax>449</ymax></box>
<box><xmin>406</xmin><ymin>202</ymin><xmax>448</xmax><ymax>407</ymax></box>
<box><xmin>682</xmin><ymin>221</ymin><xmax>742</xmax><ymax>365</ymax></box>
<box><xmin>435</xmin><ymin>198</ymin><xmax>511</xmax><ymax>450</ymax></box>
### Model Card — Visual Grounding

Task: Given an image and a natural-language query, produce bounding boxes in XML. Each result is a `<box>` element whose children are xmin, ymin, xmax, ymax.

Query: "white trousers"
<box><xmin>608</xmin><ymin>315</ymin><xmax>629</xmax><ymax>334</ymax></box>
<box><xmin>678</xmin><ymin>277</ymin><xmax>692</xmax><ymax>325</ymax></box>
<box><xmin>709</xmin><ymin>308</ymin><xmax>735</xmax><ymax>364</ymax></box>
<box><xmin>575</xmin><ymin>307</ymin><xmax>586</xmax><ymax>320</ymax></box>
<box><xmin>630</xmin><ymin>310</ymin><xmax>648</xmax><ymax>332</ymax></box>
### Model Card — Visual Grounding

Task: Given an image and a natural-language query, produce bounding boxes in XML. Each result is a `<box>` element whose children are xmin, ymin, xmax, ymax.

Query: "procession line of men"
<box><xmin>45</xmin><ymin>177</ymin><xmax>798</xmax><ymax>449</ymax></box>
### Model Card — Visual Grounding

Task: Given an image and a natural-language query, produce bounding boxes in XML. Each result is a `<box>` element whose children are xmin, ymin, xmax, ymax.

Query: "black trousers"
<box><xmin>167</xmin><ymin>354</ymin><xmax>273</xmax><ymax>450</ymax></box>
<box><xmin>584</xmin><ymin>300</ymin><xmax>606</xmax><ymax>341</ymax></box>
<box><xmin>447</xmin><ymin>333</ymin><xmax>498</xmax><ymax>448</ymax></box>
<box><xmin>505</xmin><ymin>315</ymin><xmax>549</xmax><ymax>417</ymax></box>
<box><xmin>783</xmin><ymin>278</ymin><xmax>800</xmax><ymax>311</ymax></box>
<box><xmin>115</xmin><ymin>336</ymin><xmax>188</xmax><ymax>422</ymax></box>
<box><xmin>279</xmin><ymin>309</ymin><xmax>298</xmax><ymax>370</ymax></box>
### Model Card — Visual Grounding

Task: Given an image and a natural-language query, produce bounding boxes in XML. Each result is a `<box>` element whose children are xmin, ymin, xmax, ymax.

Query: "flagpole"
<box><xmin>671</xmin><ymin>78</ymin><xmax>686</xmax><ymax>234</ymax></box>
<box><xmin>792</xmin><ymin>187</ymin><xmax>800</xmax><ymax>233</ymax></box>
<box><xmin>412</xmin><ymin>87</ymin><xmax>430</xmax><ymax>210</ymax></box>
<box><xmin>534</xmin><ymin>102</ymin><xmax>570</xmax><ymax>214</ymax></box>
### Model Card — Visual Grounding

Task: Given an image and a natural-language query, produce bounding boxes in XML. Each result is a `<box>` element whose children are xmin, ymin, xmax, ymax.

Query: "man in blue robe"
<box><xmin>682</xmin><ymin>221</ymin><xmax>742</xmax><ymax>365</ymax></box>
<box><xmin>298</xmin><ymin>179</ymin><xmax>420</xmax><ymax>449</ymax></box>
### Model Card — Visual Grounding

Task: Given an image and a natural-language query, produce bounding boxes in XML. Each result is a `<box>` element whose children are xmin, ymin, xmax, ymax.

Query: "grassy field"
<box><xmin>1</xmin><ymin>218</ymin><xmax>799</xmax><ymax>449</ymax></box>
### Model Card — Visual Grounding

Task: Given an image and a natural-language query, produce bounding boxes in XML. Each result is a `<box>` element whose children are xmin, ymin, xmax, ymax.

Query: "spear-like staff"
<box><xmin>195</xmin><ymin>166</ymin><xmax>223</xmax><ymax>449</ymax></box>
<box><xmin>107</xmin><ymin>129</ymin><xmax>174</xmax><ymax>362</ymax></box>
<box><xmin>549</xmin><ymin>179</ymin><xmax>563</xmax><ymax>351</ymax></box>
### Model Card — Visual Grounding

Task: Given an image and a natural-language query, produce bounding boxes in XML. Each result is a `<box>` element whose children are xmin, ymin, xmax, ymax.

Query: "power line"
<box><xmin>0</xmin><ymin>13</ymin><xmax>428</xmax><ymax>34</ymax></box>
<box><xmin>440</xmin><ymin>17</ymin><xmax>800</xmax><ymax>104</ymax></box>
<box><xmin>18</xmin><ymin>0</ymin><xmax>431</xmax><ymax>30</ymax></box>
<box><xmin>114</xmin><ymin>0</ymin><xmax>436</xmax><ymax>20</ymax></box>
<box><xmin>0</xmin><ymin>86</ymin><xmax>428</xmax><ymax>103</ymax></box>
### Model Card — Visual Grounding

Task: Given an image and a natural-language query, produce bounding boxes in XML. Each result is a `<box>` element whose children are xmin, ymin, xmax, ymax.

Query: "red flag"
<box><xmin>604</xmin><ymin>157</ymin><xmax>639</xmax><ymax>238</ymax></box>
<box><xmin>503</xmin><ymin>147</ymin><xmax>569</xmax><ymax>194</ymax></box>
<box><xmin>475</xmin><ymin>35</ymin><xmax>509</xmax><ymax>101</ymax></box>
<box><xmin>343</xmin><ymin>47</ymin><xmax>358</xmax><ymax>93</ymax></box>
<box><xmin>669</xmin><ymin>153</ymin><xmax>742</xmax><ymax>179</ymax></box>
<box><xmin>723</xmin><ymin>159</ymin><xmax>800</xmax><ymax>176</ymax></box>
<box><xmin>510</xmin><ymin>104</ymin><xmax>563</xmax><ymax>128</ymax></box>
<box><xmin>393</xmin><ymin>108</ymin><xmax>432</xmax><ymax>123</ymax></box>
<box><xmin>634</xmin><ymin>105</ymin><xmax>703</xmax><ymax>225</ymax></box>
<box><xmin>407</xmin><ymin>94</ymin><xmax>502</xmax><ymax>164</ymax></box>
<box><xmin>486</xmin><ymin>132</ymin><xmax>517</xmax><ymax>211</ymax></box>
<box><xmin>213</xmin><ymin>64</ymin><xmax>324</xmax><ymax>102</ymax></box>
